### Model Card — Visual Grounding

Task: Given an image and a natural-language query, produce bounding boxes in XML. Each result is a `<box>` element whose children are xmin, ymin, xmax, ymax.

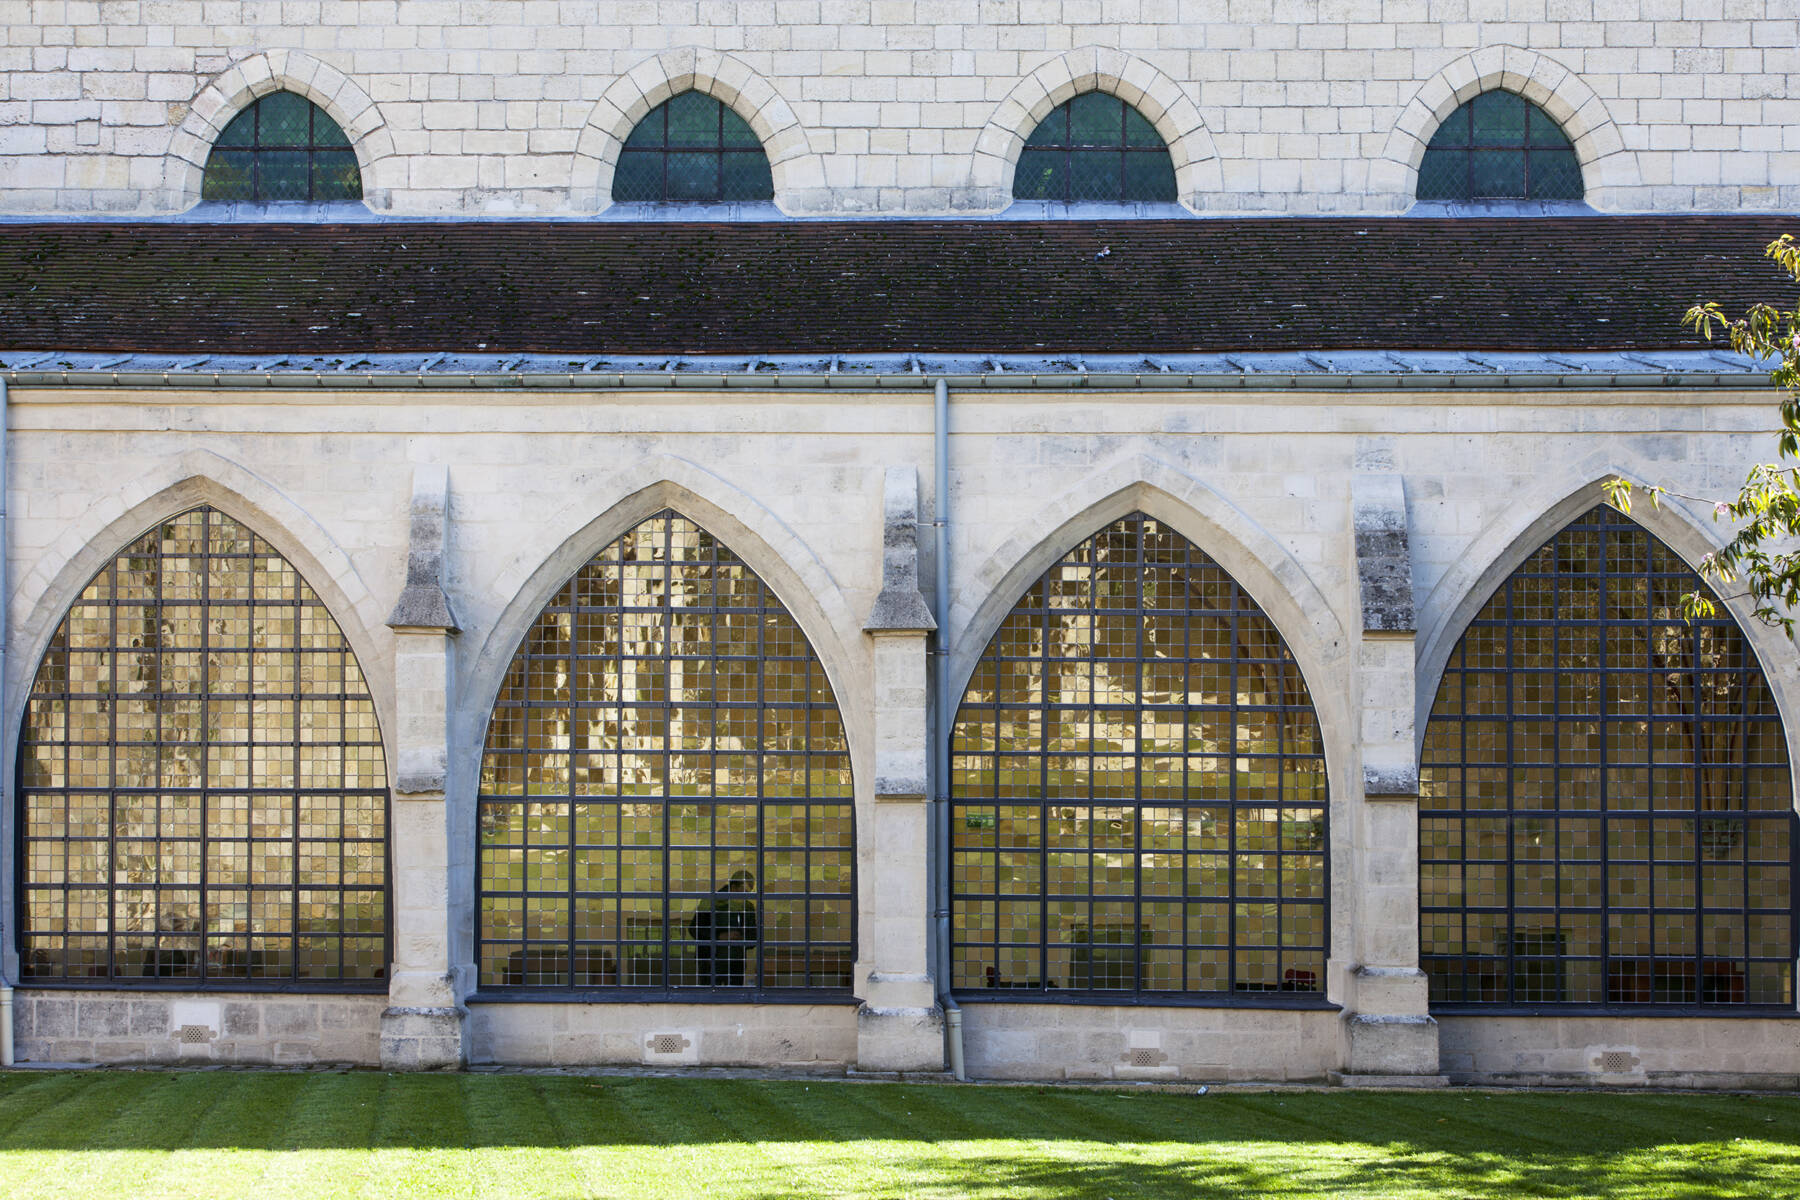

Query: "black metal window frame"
<box><xmin>1415</xmin><ymin>89</ymin><xmax>1584</xmax><ymax>203</ymax></box>
<box><xmin>15</xmin><ymin>506</ymin><xmax>391</xmax><ymax>992</ymax></box>
<box><xmin>611</xmin><ymin>91</ymin><xmax>776</xmax><ymax>204</ymax></box>
<box><xmin>949</xmin><ymin>512</ymin><xmax>1331</xmax><ymax>1005</ymax></box>
<box><xmin>1421</xmin><ymin>506</ymin><xmax>1798</xmax><ymax>1014</ymax></box>
<box><xmin>200</xmin><ymin>91</ymin><xmax>364</xmax><ymax>205</ymax></box>
<box><xmin>474</xmin><ymin>510</ymin><xmax>856</xmax><ymax>1001</ymax></box>
<box><xmin>1012</xmin><ymin>91</ymin><xmax>1179</xmax><ymax>204</ymax></box>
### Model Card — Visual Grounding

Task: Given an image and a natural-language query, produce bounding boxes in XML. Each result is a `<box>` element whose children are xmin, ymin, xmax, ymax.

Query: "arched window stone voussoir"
<box><xmin>972</xmin><ymin>47</ymin><xmax>1222</xmax><ymax>210</ymax></box>
<box><xmin>571</xmin><ymin>48</ymin><xmax>825</xmax><ymax>212</ymax></box>
<box><xmin>162</xmin><ymin>50</ymin><xmax>394</xmax><ymax>211</ymax></box>
<box><xmin>1377</xmin><ymin>45</ymin><xmax>1634</xmax><ymax>205</ymax></box>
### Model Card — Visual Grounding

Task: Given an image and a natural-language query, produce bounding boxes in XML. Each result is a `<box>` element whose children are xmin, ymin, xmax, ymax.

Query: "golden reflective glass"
<box><xmin>951</xmin><ymin>514</ymin><xmax>1327</xmax><ymax>997</ymax></box>
<box><xmin>477</xmin><ymin>512</ymin><xmax>853</xmax><ymax>991</ymax></box>
<box><xmin>18</xmin><ymin>506</ymin><xmax>388</xmax><ymax>985</ymax></box>
<box><xmin>1421</xmin><ymin>506</ymin><xmax>1795</xmax><ymax>1008</ymax></box>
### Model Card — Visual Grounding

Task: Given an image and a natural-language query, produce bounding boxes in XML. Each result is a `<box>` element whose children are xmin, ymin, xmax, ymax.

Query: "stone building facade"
<box><xmin>1</xmin><ymin>2</ymin><xmax>1797</xmax><ymax>1087</ymax></box>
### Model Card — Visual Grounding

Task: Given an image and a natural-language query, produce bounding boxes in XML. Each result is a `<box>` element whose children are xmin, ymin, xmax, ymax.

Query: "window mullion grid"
<box><xmin>1226</xmin><ymin>589</ymin><xmax>1239</xmax><ymax>996</ymax></box>
<box><xmin>197</xmin><ymin>519</ymin><xmax>213</xmax><ymax>984</ymax></box>
<box><xmin>755</xmin><ymin>546</ymin><xmax>770</xmax><ymax>991</ymax></box>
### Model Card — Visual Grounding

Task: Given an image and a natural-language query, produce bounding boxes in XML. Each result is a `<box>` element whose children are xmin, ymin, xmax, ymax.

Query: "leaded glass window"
<box><xmin>950</xmin><ymin>514</ymin><xmax>1328</xmax><ymax>999</ymax></box>
<box><xmin>611</xmin><ymin>92</ymin><xmax>775</xmax><ymax>203</ymax></box>
<box><xmin>18</xmin><ymin>507</ymin><xmax>389</xmax><ymax>986</ymax></box>
<box><xmin>476</xmin><ymin>511</ymin><xmax>853</xmax><ymax>994</ymax></box>
<box><xmin>201</xmin><ymin>91</ymin><xmax>362</xmax><ymax>204</ymax></box>
<box><xmin>1013</xmin><ymin>92</ymin><xmax>1178</xmax><ymax>204</ymax></box>
<box><xmin>1415</xmin><ymin>90</ymin><xmax>1583</xmax><ymax>202</ymax></box>
<box><xmin>1421</xmin><ymin>507</ymin><xmax>1797</xmax><ymax>1009</ymax></box>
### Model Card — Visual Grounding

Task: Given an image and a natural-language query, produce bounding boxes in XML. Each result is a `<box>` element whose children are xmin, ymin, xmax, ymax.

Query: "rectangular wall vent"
<box><xmin>178</xmin><ymin>1025</ymin><xmax>213</xmax><ymax>1044</ymax></box>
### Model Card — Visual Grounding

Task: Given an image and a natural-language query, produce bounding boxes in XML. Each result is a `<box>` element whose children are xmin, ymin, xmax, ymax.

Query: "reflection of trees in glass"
<box><xmin>952</xmin><ymin>513</ymin><xmax>1327</xmax><ymax>997</ymax></box>
<box><xmin>19</xmin><ymin>507</ymin><xmax>389</xmax><ymax>983</ymax></box>
<box><xmin>1420</xmin><ymin>506</ymin><xmax>1795</xmax><ymax>1007</ymax></box>
<box><xmin>477</xmin><ymin>512</ymin><xmax>853</xmax><ymax>991</ymax></box>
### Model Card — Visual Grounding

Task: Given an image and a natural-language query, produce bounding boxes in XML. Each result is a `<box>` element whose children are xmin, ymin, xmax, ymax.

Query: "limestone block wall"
<box><xmin>1</xmin><ymin>0</ymin><xmax>1797</xmax><ymax>215</ymax></box>
<box><xmin>1</xmin><ymin>380</ymin><xmax>1797</xmax><ymax>1080</ymax></box>
<box><xmin>13</xmin><ymin>990</ymin><xmax>385</xmax><ymax>1065</ymax></box>
<box><xmin>467</xmin><ymin>1001</ymin><xmax>859</xmax><ymax>1068</ymax></box>
<box><xmin>1438</xmin><ymin>1015</ymin><xmax>1800</xmax><ymax>1088</ymax></box>
<box><xmin>960</xmin><ymin>1003</ymin><xmax>1342</xmax><ymax>1082</ymax></box>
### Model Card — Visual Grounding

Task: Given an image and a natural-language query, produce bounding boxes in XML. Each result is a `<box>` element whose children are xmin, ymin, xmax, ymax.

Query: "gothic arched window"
<box><xmin>1013</xmin><ymin>93</ymin><xmax>1178</xmax><ymax>204</ymax></box>
<box><xmin>1421</xmin><ymin>506</ymin><xmax>1796</xmax><ymax>1008</ymax></box>
<box><xmin>476</xmin><ymin>511</ymin><xmax>853</xmax><ymax>993</ymax></box>
<box><xmin>201</xmin><ymin>91</ymin><xmax>362</xmax><ymax>204</ymax></box>
<box><xmin>950</xmin><ymin>514</ymin><xmax>1328</xmax><ymax>998</ymax></box>
<box><xmin>18</xmin><ymin>507</ymin><xmax>389</xmax><ymax>985</ymax></box>
<box><xmin>612</xmin><ymin>92</ymin><xmax>775</xmax><ymax>203</ymax></box>
<box><xmin>1415</xmin><ymin>90</ymin><xmax>1583</xmax><ymax>202</ymax></box>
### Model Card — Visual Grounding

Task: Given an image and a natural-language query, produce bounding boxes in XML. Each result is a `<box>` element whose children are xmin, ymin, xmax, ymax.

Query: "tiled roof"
<box><xmin>0</xmin><ymin>216</ymin><xmax>1793</xmax><ymax>356</ymax></box>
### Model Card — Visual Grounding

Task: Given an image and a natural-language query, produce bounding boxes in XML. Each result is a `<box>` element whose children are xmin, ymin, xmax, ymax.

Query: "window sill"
<box><xmin>953</xmin><ymin>990</ymin><xmax>1340</xmax><ymax>1012</ymax></box>
<box><xmin>467</xmin><ymin>988</ymin><xmax>860</xmax><ymax>1006</ymax></box>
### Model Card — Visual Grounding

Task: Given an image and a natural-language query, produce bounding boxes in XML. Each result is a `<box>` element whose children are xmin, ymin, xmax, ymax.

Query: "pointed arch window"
<box><xmin>17</xmin><ymin>507</ymin><xmax>389</xmax><ymax>986</ymax></box>
<box><xmin>1420</xmin><ymin>506</ymin><xmax>1797</xmax><ymax>1009</ymax></box>
<box><xmin>1416</xmin><ymin>90</ymin><xmax>1583</xmax><ymax>202</ymax></box>
<box><xmin>476</xmin><ymin>511</ymin><xmax>853</xmax><ymax>994</ymax></box>
<box><xmin>1013</xmin><ymin>92</ymin><xmax>1178</xmax><ymax>204</ymax></box>
<box><xmin>201</xmin><ymin>91</ymin><xmax>362</xmax><ymax>205</ymax></box>
<box><xmin>612</xmin><ymin>91</ymin><xmax>775</xmax><ymax>203</ymax></box>
<box><xmin>950</xmin><ymin>514</ymin><xmax>1328</xmax><ymax>999</ymax></box>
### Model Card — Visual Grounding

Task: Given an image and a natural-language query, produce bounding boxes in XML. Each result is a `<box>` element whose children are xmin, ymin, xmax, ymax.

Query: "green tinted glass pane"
<box><xmin>1013</xmin><ymin>148</ymin><xmax>1063</xmax><ymax>199</ymax></box>
<box><xmin>201</xmin><ymin>150</ymin><xmax>254</xmax><ymax>201</ymax></box>
<box><xmin>215</xmin><ymin>108</ymin><xmax>256</xmax><ymax>148</ymax></box>
<box><xmin>1529</xmin><ymin>148</ymin><xmax>1583</xmax><ymax>200</ymax></box>
<box><xmin>1425</xmin><ymin>108</ymin><xmax>1469</xmax><ymax>151</ymax></box>
<box><xmin>1471</xmin><ymin>148</ymin><xmax>1527</xmax><ymax>197</ymax></box>
<box><xmin>1528</xmin><ymin>110</ymin><xmax>1574</xmax><ymax>148</ymax></box>
<box><xmin>1023</xmin><ymin>110</ymin><xmax>1062</xmax><ymax>147</ymax></box>
<box><xmin>1123</xmin><ymin>106</ymin><xmax>1163</xmax><ymax>148</ymax></box>
<box><xmin>1471</xmin><ymin>90</ymin><xmax>1527</xmax><ymax>144</ymax></box>
<box><xmin>623</xmin><ymin>112</ymin><xmax>662</xmax><ymax>149</ymax></box>
<box><xmin>313</xmin><ymin>112</ymin><xmax>351</xmax><ymax>148</ymax></box>
<box><xmin>720</xmin><ymin>107</ymin><xmax>761</xmax><ymax>149</ymax></box>
<box><xmin>259</xmin><ymin>91</ymin><xmax>311</xmax><ymax>146</ymax></box>
<box><xmin>665</xmin><ymin>151</ymin><xmax>717</xmax><ymax>200</ymax></box>
<box><xmin>258</xmin><ymin>150</ymin><xmax>310</xmax><ymax>202</ymax></box>
<box><xmin>721</xmin><ymin>150</ymin><xmax>773</xmax><ymax>201</ymax></box>
<box><xmin>1416</xmin><ymin>148</ymin><xmax>1468</xmax><ymax>200</ymax></box>
<box><xmin>1068</xmin><ymin>92</ymin><xmax>1122</xmax><ymax>145</ymax></box>
<box><xmin>311</xmin><ymin>149</ymin><xmax>362</xmax><ymax>202</ymax></box>
<box><xmin>666</xmin><ymin>91</ymin><xmax>718</xmax><ymax>148</ymax></box>
<box><xmin>612</xmin><ymin>151</ymin><xmax>662</xmax><ymax>201</ymax></box>
<box><xmin>1123</xmin><ymin>152</ymin><xmax>1177</xmax><ymax>202</ymax></box>
<box><xmin>1068</xmin><ymin>150</ymin><xmax>1119</xmax><ymax>202</ymax></box>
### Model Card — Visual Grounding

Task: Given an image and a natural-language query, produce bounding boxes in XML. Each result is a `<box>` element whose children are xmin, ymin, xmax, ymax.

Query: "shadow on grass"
<box><xmin>0</xmin><ymin>1072</ymin><xmax>1796</xmax><ymax>1199</ymax></box>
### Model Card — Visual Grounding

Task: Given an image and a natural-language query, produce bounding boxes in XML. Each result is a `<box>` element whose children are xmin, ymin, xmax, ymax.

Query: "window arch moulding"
<box><xmin>571</xmin><ymin>48</ymin><xmax>825</xmax><ymax>215</ymax></box>
<box><xmin>163</xmin><ymin>51</ymin><xmax>394</xmax><ymax>213</ymax></box>
<box><xmin>971</xmin><ymin>47</ymin><xmax>1223</xmax><ymax>214</ymax></box>
<box><xmin>1377</xmin><ymin>45</ymin><xmax>1633</xmax><ymax>210</ymax></box>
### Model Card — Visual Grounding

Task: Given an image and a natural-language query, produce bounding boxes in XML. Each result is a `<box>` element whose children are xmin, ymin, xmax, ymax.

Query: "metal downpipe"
<box><xmin>929</xmin><ymin>378</ymin><xmax>965</xmax><ymax>1080</ymax></box>
<box><xmin>1</xmin><ymin>376</ymin><xmax>12</xmax><ymax>1067</ymax></box>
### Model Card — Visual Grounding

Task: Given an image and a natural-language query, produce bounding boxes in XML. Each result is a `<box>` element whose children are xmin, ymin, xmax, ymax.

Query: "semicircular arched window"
<box><xmin>1013</xmin><ymin>92</ymin><xmax>1177</xmax><ymax>204</ymax></box>
<box><xmin>1420</xmin><ymin>506</ymin><xmax>1797</xmax><ymax>1009</ymax></box>
<box><xmin>611</xmin><ymin>91</ymin><xmax>775</xmax><ymax>203</ymax></box>
<box><xmin>1415</xmin><ymin>90</ymin><xmax>1583</xmax><ymax>202</ymax></box>
<box><xmin>201</xmin><ymin>91</ymin><xmax>363</xmax><ymax>204</ymax></box>
<box><xmin>950</xmin><ymin>513</ymin><xmax>1328</xmax><ymax>998</ymax></box>
<box><xmin>476</xmin><ymin>511</ymin><xmax>853</xmax><ymax>994</ymax></box>
<box><xmin>18</xmin><ymin>507</ymin><xmax>390</xmax><ymax>986</ymax></box>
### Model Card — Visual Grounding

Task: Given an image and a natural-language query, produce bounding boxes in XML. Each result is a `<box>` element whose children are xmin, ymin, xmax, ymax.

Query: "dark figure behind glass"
<box><xmin>689</xmin><ymin>869</ymin><xmax>759</xmax><ymax>986</ymax></box>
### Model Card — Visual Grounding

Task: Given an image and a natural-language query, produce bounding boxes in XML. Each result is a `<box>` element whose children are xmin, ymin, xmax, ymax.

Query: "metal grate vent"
<box><xmin>1596</xmin><ymin>1050</ymin><xmax>1639</xmax><ymax>1074</ymax></box>
<box><xmin>649</xmin><ymin>1033</ymin><xmax>689</xmax><ymax>1055</ymax></box>
<box><xmin>178</xmin><ymin>1025</ymin><xmax>213</xmax><ymax>1044</ymax></box>
<box><xmin>1128</xmin><ymin>1048</ymin><xmax>1163</xmax><ymax>1067</ymax></box>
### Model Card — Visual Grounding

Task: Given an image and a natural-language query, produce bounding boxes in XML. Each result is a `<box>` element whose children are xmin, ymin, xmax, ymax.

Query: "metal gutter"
<box><xmin>0</xmin><ymin>375</ymin><xmax>10</xmax><ymax>1067</ymax></box>
<box><xmin>927</xmin><ymin>378</ymin><xmax>965</xmax><ymax>1081</ymax></box>
<box><xmin>0</xmin><ymin>369</ymin><xmax>1773</xmax><ymax>392</ymax></box>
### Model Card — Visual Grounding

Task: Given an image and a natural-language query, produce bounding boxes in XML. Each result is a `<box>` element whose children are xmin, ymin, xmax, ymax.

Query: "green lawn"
<box><xmin>0</xmin><ymin>1070</ymin><xmax>1796</xmax><ymax>1199</ymax></box>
